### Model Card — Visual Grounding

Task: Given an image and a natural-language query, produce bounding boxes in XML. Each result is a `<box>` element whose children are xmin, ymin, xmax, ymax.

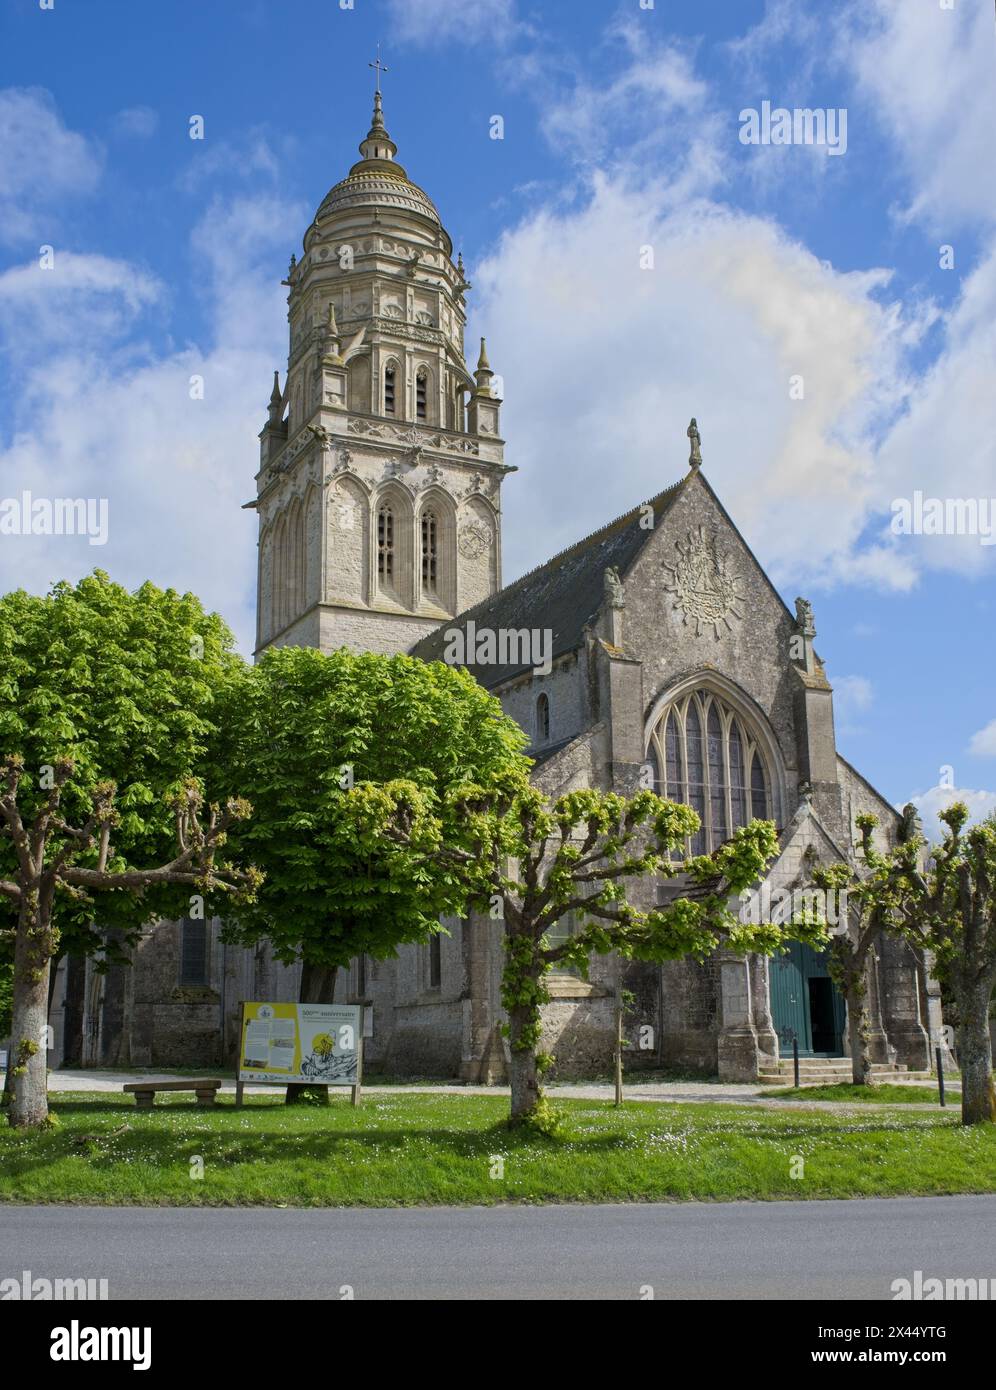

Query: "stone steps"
<box><xmin>758</xmin><ymin>1060</ymin><xmax>935</xmax><ymax>1087</ymax></box>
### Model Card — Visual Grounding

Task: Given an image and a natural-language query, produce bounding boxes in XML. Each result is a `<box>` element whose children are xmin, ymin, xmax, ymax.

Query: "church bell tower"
<box><xmin>251</xmin><ymin>80</ymin><xmax>510</xmax><ymax>657</ymax></box>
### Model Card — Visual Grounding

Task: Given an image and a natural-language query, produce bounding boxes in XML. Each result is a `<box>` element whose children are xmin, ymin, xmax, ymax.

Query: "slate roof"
<box><xmin>521</xmin><ymin>735</ymin><xmax>577</xmax><ymax>768</ymax></box>
<box><xmin>411</xmin><ymin>476</ymin><xmax>687</xmax><ymax>687</ymax></box>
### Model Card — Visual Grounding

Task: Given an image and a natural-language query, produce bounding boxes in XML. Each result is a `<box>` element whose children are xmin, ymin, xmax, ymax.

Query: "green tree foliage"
<box><xmin>0</xmin><ymin>573</ymin><xmax>257</xmax><ymax>1128</ymax></box>
<box><xmin>820</xmin><ymin>802</ymin><xmax>996</xmax><ymax>1125</ymax></box>
<box><xmin>343</xmin><ymin>773</ymin><xmax>823</xmax><ymax>1126</ymax></box>
<box><xmin>212</xmin><ymin>647</ymin><xmax>530</xmax><ymax>1004</ymax></box>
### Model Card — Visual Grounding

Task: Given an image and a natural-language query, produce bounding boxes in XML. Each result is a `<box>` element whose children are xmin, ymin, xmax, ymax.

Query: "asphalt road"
<box><xmin>2</xmin><ymin>1195</ymin><xmax>993</xmax><ymax>1299</ymax></box>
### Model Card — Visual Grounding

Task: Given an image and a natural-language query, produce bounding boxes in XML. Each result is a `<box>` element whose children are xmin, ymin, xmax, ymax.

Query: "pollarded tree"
<box><xmin>0</xmin><ymin>573</ymin><xmax>259</xmax><ymax>1128</ymax></box>
<box><xmin>211</xmin><ymin>646</ymin><xmax>530</xmax><ymax>1004</ymax></box>
<box><xmin>910</xmin><ymin>805</ymin><xmax>996</xmax><ymax>1125</ymax></box>
<box><xmin>826</xmin><ymin>803</ymin><xmax>996</xmax><ymax>1123</ymax></box>
<box><xmin>811</xmin><ymin>809</ymin><xmax>924</xmax><ymax>1088</ymax></box>
<box><xmin>344</xmin><ymin>774</ymin><xmax>823</xmax><ymax>1126</ymax></box>
<box><xmin>2</xmin><ymin>763</ymin><xmax>256</xmax><ymax>1127</ymax></box>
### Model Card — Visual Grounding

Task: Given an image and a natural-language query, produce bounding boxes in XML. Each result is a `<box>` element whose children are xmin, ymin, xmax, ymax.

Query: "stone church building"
<box><xmin>61</xmin><ymin>92</ymin><xmax>942</xmax><ymax>1082</ymax></box>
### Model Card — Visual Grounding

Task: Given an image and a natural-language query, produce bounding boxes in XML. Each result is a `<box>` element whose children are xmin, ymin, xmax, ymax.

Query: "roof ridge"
<box><xmin>409</xmin><ymin>472</ymin><xmax>688</xmax><ymax>678</ymax></box>
<box><xmin>459</xmin><ymin>476</ymin><xmax>684</xmax><ymax>620</ymax></box>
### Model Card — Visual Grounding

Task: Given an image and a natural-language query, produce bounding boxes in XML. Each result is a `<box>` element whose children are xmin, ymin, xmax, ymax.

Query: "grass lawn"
<box><xmin>759</xmin><ymin>1083</ymin><xmax>960</xmax><ymax>1105</ymax></box>
<box><xmin>1</xmin><ymin>1092</ymin><xmax>995</xmax><ymax>1206</ymax></box>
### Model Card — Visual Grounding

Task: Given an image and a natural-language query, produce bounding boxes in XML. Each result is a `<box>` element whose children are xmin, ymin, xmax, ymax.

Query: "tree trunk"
<box><xmin>8</xmin><ymin>901</ymin><xmax>53</xmax><ymax>1129</ymax></box>
<box><xmin>285</xmin><ymin>961</ymin><xmax>338</xmax><ymax>1106</ymax></box>
<box><xmin>298</xmin><ymin>962</ymin><xmax>338</xmax><ymax>1004</ymax></box>
<box><xmin>958</xmin><ymin>983</ymin><xmax>996</xmax><ymax>1126</ymax></box>
<box><xmin>508</xmin><ymin>1002</ymin><xmax>541</xmax><ymax>1124</ymax></box>
<box><xmin>846</xmin><ymin>975</ymin><xmax>873</xmax><ymax>1087</ymax></box>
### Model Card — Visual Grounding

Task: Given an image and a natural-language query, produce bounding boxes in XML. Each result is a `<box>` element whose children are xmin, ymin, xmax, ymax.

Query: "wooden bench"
<box><xmin>123</xmin><ymin>1078</ymin><xmax>222</xmax><ymax>1109</ymax></box>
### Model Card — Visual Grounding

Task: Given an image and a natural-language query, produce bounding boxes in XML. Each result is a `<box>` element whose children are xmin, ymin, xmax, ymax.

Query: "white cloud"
<box><xmin>0</xmin><ymin>88</ymin><xmax>103</xmax><ymax>245</ymax></box>
<box><xmin>874</xmin><ymin>246</ymin><xmax>996</xmax><ymax>581</ymax></box>
<box><xmin>383</xmin><ymin>0</ymin><xmax>521</xmax><ymax>47</ymax></box>
<box><xmin>177</xmin><ymin>132</ymin><xmax>285</xmax><ymax>194</ymax></box>
<box><xmin>471</xmin><ymin>173</ymin><xmax>919</xmax><ymax>591</ymax></box>
<box><xmin>725</xmin><ymin>0</ymin><xmax>821</xmax><ymax>79</ymax></box>
<box><xmin>842</xmin><ymin>0</ymin><xmax>996</xmax><ymax>233</ymax></box>
<box><xmin>463</xmin><ymin>6</ymin><xmax>996</xmax><ymax>598</ymax></box>
<box><xmin>908</xmin><ymin>782</ymin><xmax>996</xmax><ymax>846</ymax></box>
<box><xmin>0</xmin><ymin>195</ymin><xmax>304</xmax><ymax>655</ymax></box>
<box><xmin>0</xmin><ymin>251</ymin><xmax>161</xmax><ymax>352</ymax></box>
<box><xmin>113</xmin><ymin>106</ymin><xmax>159</xmax><ymax>139</ymax></box>
<box><xmin>545</xmin><ymin>19</ymin><xmax>719</xmax><ymax>183</ymax></box>
<box><xmin>969</xmin><ymin>720</ymin><xmax>996</xmax><ymax>758</ymax></box>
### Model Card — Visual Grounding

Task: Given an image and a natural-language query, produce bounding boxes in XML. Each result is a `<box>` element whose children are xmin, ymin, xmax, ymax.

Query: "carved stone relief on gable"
<box><xmin>662</xmin><ymin>526</ymin><xmax>745</xmax><ymax>638</ymax></box>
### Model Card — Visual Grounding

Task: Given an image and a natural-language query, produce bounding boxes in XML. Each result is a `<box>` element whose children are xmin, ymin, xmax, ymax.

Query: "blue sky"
<box><xmin>0</xmin><ymin>0</ymin><xmax>994</xmax><ymax>837</ymax></box>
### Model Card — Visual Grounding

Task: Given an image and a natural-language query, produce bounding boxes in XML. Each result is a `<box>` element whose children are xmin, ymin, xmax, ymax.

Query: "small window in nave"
<box><xmin>536</xmin><ymin>692</ymin><xmax>550</xmax><ymax>744</ymax></box>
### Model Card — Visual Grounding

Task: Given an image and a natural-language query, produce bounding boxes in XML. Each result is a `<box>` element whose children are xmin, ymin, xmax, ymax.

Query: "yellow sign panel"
<box><xmin>238</xmin><ymin>1002</ymin><xmax>361</xmax><ymax>1086</ymax></box>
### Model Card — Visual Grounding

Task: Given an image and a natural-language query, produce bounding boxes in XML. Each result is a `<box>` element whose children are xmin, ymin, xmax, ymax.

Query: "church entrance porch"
<box><xmin>769</xmin><ymin>941</ymin><xmax>846</xmax><ymax>1057</ymax></box>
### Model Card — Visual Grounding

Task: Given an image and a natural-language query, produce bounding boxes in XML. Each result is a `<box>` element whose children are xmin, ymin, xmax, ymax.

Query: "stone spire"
<box><xmin>267</xmin><ymin>371</ymin><xmax>282</xmax><ymax>424</ymax></box>
<box><xmin>474</xmin><ymin>338</ymin><xmax>494</xmax><ymax>395</ymax></box>
<box><xmin>320</xmin><ymin>301</ymin><xmax>342</xmax><ymax>363</ymax></box>
<box><xmin>357</xmin><ymin>89</ymin><xmax>400</xmax><ymax>167</ymax></box>
<box><xmin>467</xmin><ymin>337</ymin><xmax>503</xmax><ymax>436</ymax></box>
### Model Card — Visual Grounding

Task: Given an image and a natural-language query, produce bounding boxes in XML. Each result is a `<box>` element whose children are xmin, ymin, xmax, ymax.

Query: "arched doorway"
<box><xmin>769</xmin><ymin>942</ymin><xmax>846</xmax><ymax>1056</ymax></box>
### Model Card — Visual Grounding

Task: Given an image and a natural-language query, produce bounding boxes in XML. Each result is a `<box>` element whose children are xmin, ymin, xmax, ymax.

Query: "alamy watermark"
<box><xmin>739</xmin><ymin>101</ymin><xmax>847</xmax><ymax>156</ymax></box>
<box><xmin>50</xmin><ymin>1321</ymin><xmax>151</xmax><ymax>1370</ymax></box>
<box><xmin>892</xmin><ymin>1270</ymin><xmax>994</xmax><ymax>1301</ymax></box>
<box><xmin>739</xmin><ymin>884</ymin><xmax>848</xmax><ymax>930</ymax></box>
<box><xmin>1</xmin><ymin>1269</ymin><xmax>109</xmax><ymax>1299</ymax></box>
<box><xmin>442</xmin><ymin>621</ymin><xmax>552</xmax><ymax>676</ymax></box>
<box><xmin>891</xmin><ymin>491</ymin><xmax>995</xmax><ymax>546</ymax></box>
<box><xmin>0</xmin><ymin>491</ymin><xmax>109</xmax><ymax>546</ymax></box>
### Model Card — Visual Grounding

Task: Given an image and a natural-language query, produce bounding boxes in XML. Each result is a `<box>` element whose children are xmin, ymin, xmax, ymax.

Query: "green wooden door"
<box><xmin>769</xmin><ymin>942</ymin><xmax>846</xmax><ymax>1056</ymax></box>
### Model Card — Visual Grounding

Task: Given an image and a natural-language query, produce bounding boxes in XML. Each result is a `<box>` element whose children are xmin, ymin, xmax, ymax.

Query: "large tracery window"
<box><xmin>645</xmin><ymin>690</ymin><xmax>771</xmax><ymax>854</ymax></box>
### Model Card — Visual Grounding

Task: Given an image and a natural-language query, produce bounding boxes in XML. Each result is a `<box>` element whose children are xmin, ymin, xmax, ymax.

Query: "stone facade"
<box><xmin>65</xmin><ymin>92</ymin><xmax>939</xmax><ymax>1084</ymax></box>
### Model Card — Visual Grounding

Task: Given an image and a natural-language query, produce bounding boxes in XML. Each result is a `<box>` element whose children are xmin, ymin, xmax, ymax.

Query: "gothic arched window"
<box><xmin>421</xmin><ymin>509</ymin><xmax>438</xmax><ymax>593</ymax></box>
<box><xmin>536</xmin><ymin>693</ymin><xmax>550</xmax><ymax>744</ymax></box>
<box><xmin>645</xmin><ymin>690</ymin><xmax>772</xmax><ymax>854</ymax></box>
<box><xmin>416</xmin><ymin>368</ymin><xmax>428</xmax><ymax>421</ymax></box>
<box><xmin>384</xmin><ymin>365</ymin><xmax>396</xmax><ymax>417</ymax></box>
<box><xmin>378</xmin><ymin>504</ymin><xmax>394</xmax><ymax>583</ymax></box>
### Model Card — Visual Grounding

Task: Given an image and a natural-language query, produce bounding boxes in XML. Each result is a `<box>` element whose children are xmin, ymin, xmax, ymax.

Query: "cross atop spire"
<box><xmin>369</xmin><ymin>44</ymin><xmax>388</xmax><ymax>95</ymax></box>
<box><xmin>356</xmin><ymin>49</ymin><xmax>399</xmax><ymax>166</ymax></box>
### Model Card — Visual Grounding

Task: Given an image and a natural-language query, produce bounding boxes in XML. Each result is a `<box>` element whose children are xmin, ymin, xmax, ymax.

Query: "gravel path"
<box><xmin>47</xmin><ymin>1070</ymin><xmax>949</xmax><ymax>1112</ymax></box>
